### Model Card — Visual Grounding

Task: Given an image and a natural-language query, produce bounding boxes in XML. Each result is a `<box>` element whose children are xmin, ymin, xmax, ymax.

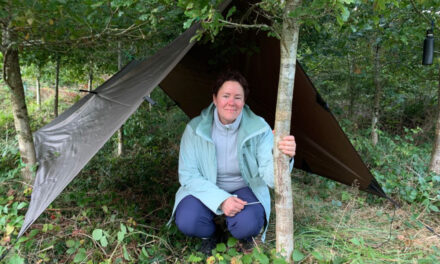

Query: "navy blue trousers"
<box><xmin>175</xmin><ymin>187</ymin><xmax>265</xmax><ymax>240</ymax></box>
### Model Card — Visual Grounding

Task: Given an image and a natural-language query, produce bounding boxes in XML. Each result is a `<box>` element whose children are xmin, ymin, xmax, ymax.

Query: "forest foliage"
<box><xmin>0</xmin><ymin>0</ymin><xmax>440</xmax><ymax>263</ymax></box>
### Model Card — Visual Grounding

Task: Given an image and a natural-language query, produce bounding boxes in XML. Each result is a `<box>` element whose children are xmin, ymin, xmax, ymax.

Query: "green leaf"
<box><xmin>16</xmin><ymin>202</ymin><xmax>27</xmax><ymax>210</ymax></box>
<box><xmin>183</xmin><ymin>18</ymin><xmax>195</xmax><ymax>29</ymax></box>
<box><xmin>273</xmin><ymin>258</ymin><xmax>288</xmax><ymax>264</ymax></box>
<box><xmin>216</xmin><ymin>243</ymin><xmax>226</xmax><ymax>253</ymax></box>
<box><xmin>227</xmin><ymin>248</ymin><xmax>238</xmax><ymax>257</ymax></box>
<box><xmin>65</xmin><ymin>240</ymin><xmax>75</xmax><ymax>248</ymax></box>
<box><xmin>6</xmin><ymin>225</ymin><xmax>14</xmax><ymax>235</ymax></box>
<box><xmin>92</xmin><ymin>229</ymin><xmax>103</xmax><ymax>241</ymax></box>
<box><xmin>226</xmin><ymin>6</ymin><xmax>236</xmax><ymax>19</ymax></box>
<box><xmin>241</xmin><ymin>254</ymin><xmax>252</xmax><ymax>264</ymax></box>
<box><xmin>123</xmin><ymin>245</ymin><xmax>130</xmax><ymax>261</ymax></box>
<box><xmin>141</xmin><ymin>247</ymin><xmax>149</xmax><ymax>257</ymax></box>
<box><xmin>187</xmin><ymin>254</ymin><xmax>202</xmax><ymax>262</ymax></box>
<box><xmin>117</xmin><ymin>231</ymin><xmax>125</xmax><ymax>242</ymax></box>
<box><xmin>227</xmin><ymin>237</ymin><xmax>237</xmax><ymax>247</ymax></box>
<box><xmin>340</xmin><ymin>6</ymin><xmax>350</xmax><ymax>22</ymax></box>
<box><xmin>73</xmin><ymin>248</ymin><xmax>87</xmax><ymax>263</ymax></box>
<box><xmin>292</xmin><ymin>249</ymin><xmax>305</xmax><ymax>261</ymax></box>
<box><xmin>254</xmin><ymin>252</ymin><xmax>269</xmax><ymax>264</ymax></box>
<box><xmin>66</xmin><ymin>248</ymin><xmax>76</xmax><ymax>255</ymax></box>
<box><xmin>100</xmin><ymin>236</ymin><xmax>108</xmax><ymax>247</ymax></box>
<box><xmin>120</xmin><ymin>223</ymin><xmax>127</xmax><ymax>233</ymax></box>
<box><xmin>311</xmin><ymin>250</ymin><xmax>324</xmax><ymax>260</ymax></box>
<box><xmin>7</xmin><ymin>254</ymin><xmax>25</xmax><ymax>264</ymax></box>
<box><xmin>28</xmin><ymin>229</ymin><xmax>39</xmax><ymax>238</ymax></box>
<box><xmin>429</xmin><ymin>205</ymin><xmax>439</xmax><ymax>212</ymax></box>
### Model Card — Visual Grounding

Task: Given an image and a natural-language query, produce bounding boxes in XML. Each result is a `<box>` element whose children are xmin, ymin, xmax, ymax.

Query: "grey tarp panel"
<box><xmin>18</xmin><ymin>25</ymin><xmax>200</xmax><ymax>237</ymax></box>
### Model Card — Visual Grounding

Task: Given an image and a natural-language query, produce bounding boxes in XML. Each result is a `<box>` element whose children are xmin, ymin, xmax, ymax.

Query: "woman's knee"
<box><xmin>227</xmin><ymin>207</ymin><xmax>265</xmax><ymax>239</ymax></box>
<box><xmin>175</xmin><ymin>196</ymin><xmax>216</xmax><ymax>237</ymax></box>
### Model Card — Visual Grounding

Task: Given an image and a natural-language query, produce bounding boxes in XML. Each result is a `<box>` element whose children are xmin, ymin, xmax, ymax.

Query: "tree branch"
<box><xmin>218</xmin><ymin>19</ymin><xmax>271</xmax><ymax>30</ymax></box>
<box><xmin>409</xmin><ymin>0</ymin><xmax>440</xmax><ymax>31</ymax></box>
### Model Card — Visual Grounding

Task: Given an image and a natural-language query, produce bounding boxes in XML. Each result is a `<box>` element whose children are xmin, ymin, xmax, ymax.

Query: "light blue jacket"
<box><xmin>170</xmin><ymin>103</ymin><xmax>292</xmax><ymax>240</ymax></box>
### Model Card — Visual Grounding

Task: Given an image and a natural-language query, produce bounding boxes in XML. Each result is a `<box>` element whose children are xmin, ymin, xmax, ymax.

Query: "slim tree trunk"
<box><xmin>2</xmin><ymin>46</ymin><xmax>37</xmax><ymax>183</ymax></box>
<box><xmin>371</xmin><ymin>44</ymin><xmax>381</xmax><ymax>146</ymax></box>
<box><xmin>88</xmin><ymin>67</ymin><xmax>93</xmax><ymax>91</ymax></box>
<box><xmin>54</xmin><ymin>56</ymin><xmax>60</xmax><ymax>117</ymax></box>
<box><xmin>347</xmin><ymin>53</ymin><xmax>355</xmax><ymax>118</ymax></box>
<box><xmin>273</xmin><ymin>0</ymin><xmax>301</xmax><ymax>262</ymax></box>
<box><xmin>36</xmin><ymin>71</ymin><xmax>41</xmax><ymax>108</ymax></box>
<box><xmin>429</xmin><ymin>67</ymin><xmax>440</xmax><ymax>173</ymax></box>
<box><xmin>117</xmin><ymin>41</ymin><xmax>124</xmax><ymax>156</ymax></box>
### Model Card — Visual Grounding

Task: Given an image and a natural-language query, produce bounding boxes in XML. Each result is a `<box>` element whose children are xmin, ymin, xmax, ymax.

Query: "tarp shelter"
<box><xmin>18</xmin><ymin>13</ymin><xmax>387</xmax><ymax>238</ymax></box>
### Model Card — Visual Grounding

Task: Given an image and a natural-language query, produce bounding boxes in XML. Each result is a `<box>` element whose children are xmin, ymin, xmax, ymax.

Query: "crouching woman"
<box><xmin>169</xmin><ymin>70</ymin><xmax>296</xmax><ymax>254</ymax></box>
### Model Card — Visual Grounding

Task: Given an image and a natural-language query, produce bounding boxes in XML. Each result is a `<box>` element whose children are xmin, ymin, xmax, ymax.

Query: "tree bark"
<box><xmin>54</xmin><ymin>55</ymin><xmax>60</xmax><ymax>117</ymax></box>
<box><xmin>36</xmin><ymin>69</ymin><xmax>41</xmax><ymax>108</ymax></box>
<box><xmin>273</xmin><ymin>0</ymin><xmax>301</xmax><ymax>262</ymax></box>
<box><xmin>371</xmin><ymin>44</ymin><xmax>381</xmax><ymax>146</ymax></box>
<box><xmin>2</xmin><ymin>45</ymin><xmax>37</xmax><ymax>183</ymax></box>
<box><xmin>429</xmin><ymin>67</ymin><xmax>440</xmax><ymax>174</ymax></box>
<box><xmin>347</xmin><ymin>53</ymin><xmax>355</xmax><ymax>119</ymax></box>
<box><xmin>88</xmin><ymin>66</ymin><xmax>93</xmax><ymax>91</ymax></box>
<box><xmin>117</xmin><ymin>41</ymin><xmax>124</xmax><ymax>156</ymax></box>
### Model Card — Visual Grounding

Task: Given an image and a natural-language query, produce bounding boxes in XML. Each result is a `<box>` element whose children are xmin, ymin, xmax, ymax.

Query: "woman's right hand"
<box><xmin>221</xmin><ymin>196</ymin><xmax>247</xmax><ymax>217</ymax></box>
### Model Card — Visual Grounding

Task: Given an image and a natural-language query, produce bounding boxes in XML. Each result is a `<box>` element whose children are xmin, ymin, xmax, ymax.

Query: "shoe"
<box><xmin>199</xmin><ymin>237</ymin><xmax>218</xmax><ymax>256</ymax></box>
<box><xmin>238</xmin><ymin>238</ymin><xmax>255</xmax><ymax>254</ymax></box>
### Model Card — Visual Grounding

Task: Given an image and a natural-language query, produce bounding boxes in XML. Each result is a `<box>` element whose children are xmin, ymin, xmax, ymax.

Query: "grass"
<box><xmin>3</xmin><ymin>168</ymin><xmax>438</xmax><ymax>263</ymax></box>
<box><xmin>286</xmin><ymin>174</ymin><xmax>440</xmax><ymax>263</ymax></box>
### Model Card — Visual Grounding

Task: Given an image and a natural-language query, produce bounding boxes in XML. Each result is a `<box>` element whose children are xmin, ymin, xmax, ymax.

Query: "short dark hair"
<box><xmin>212</xmin><ymin>70</ymin><xmax>250</xmax><ymax>99</ymax></box>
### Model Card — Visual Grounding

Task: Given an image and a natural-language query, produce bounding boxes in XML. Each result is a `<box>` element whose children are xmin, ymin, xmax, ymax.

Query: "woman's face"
<box><xmin>213</xmin><ymin>81</ymin><xmax>245</xmax><ymax>125</ymax></box>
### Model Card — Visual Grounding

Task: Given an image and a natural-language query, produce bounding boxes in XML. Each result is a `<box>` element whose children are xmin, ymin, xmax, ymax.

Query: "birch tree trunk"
<box><xmin>429</xmin><ymin>67</ymin><xmax>440</xmax><ymax>173</ymax></box>
<box><xmin>117</xmin><ymin>41</ymin><xmax>125</xmax><ymax>156</ymax></box>
<box><xmin>88</xmin><ymin>67</ymin><xmax>93</xmax><ymax>91</ymax></box>
<box><xmin>36</xmin><ymin>70</ymin><xmax>41</xmax><ymax>108</ymax></box>
<box><xmin>54</xmin><ymin>56</ymin><xmax>60</xmax><ymax>117</ymax></box>
<box><xmin>371</xmin><ymin>44</ymin><xmax>381</xmax><ymax>146</ymax></box>
<box><xmin>273</xmin><ymin>0</ymin><xmax>301</xmax><ymax>262</ymax></box>
<box><xmin>1</xmin><ymin>34</ymin><xmax>37</xmax><ymax>183</ymax></box>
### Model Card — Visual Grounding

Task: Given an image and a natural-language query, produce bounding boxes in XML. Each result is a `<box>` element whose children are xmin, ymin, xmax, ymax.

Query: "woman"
<box><xmin>170</xmin><ymin>70</ymin><xmax>296</xmax><ymax>254</ymax></box>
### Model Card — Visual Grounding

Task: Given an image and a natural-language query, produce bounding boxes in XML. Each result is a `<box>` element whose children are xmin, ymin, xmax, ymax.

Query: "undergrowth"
<box><xmin>0</xmin><ymin>84</ymin><xmax>439</xmax><ymax>263</ymax></box>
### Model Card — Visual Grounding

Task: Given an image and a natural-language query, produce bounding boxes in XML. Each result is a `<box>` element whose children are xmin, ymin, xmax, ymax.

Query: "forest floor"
<box><xmin>0</xmin><ymin>85</ymin><xmax>439</xmax><ymax>263</ymax></box>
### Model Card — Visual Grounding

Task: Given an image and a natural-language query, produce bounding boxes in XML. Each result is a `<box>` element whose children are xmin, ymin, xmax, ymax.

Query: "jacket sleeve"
<box><xmin>256</xmin><ymin>128</ymin><xmax>295</xmax><ymax>189</ymax></box>
<box><xmin>178</xmin><ymin>125</ymin><xmax>231</xmax><ymax>214</ymax></box>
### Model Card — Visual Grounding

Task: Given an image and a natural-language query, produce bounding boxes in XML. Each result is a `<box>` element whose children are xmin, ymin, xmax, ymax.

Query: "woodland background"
<box><xmin>0</xmin><ymin>0</ymin><xmax>439</xmax><ymax>263</ymax></box>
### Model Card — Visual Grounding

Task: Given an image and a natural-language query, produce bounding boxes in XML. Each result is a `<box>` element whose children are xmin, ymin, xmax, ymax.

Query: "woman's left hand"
<box><xmin>278</xmin><ymin>135</ymin><xmax>296</xmax><ymax>158</ymax></box>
